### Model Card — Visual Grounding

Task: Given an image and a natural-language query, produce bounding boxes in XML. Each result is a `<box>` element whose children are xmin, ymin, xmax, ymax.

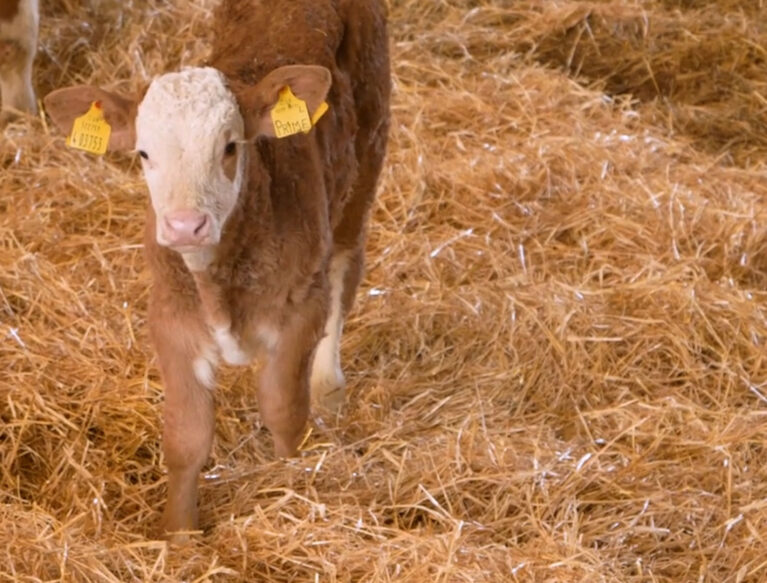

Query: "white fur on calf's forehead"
<box><xmin>136</xmin><ymin>67</ymin><xmax>243</xmax><ymax>151</ymax></box>
<box><xmin>136</xmin><ymin>67</ymin><xmax>248</xmax><ymax>266</ymax></box>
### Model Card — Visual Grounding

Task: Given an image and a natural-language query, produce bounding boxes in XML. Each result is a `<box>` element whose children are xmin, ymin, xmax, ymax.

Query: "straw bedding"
<box><xmin>2</xmin><ymin>0</ymin><xmax>767</xmax><ymax>580</ymax></box>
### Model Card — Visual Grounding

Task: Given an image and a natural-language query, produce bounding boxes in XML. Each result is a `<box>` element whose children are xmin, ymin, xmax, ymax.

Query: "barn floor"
<box><xmin>2</xmin><ymin>0</ymin><xmax>767</xmax><ymax>581</ymax></box>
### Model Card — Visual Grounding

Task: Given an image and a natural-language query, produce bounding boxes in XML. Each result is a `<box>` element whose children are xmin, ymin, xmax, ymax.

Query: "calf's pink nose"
<box><xmin>162</xmin><ymin>210</ymin><xmax>211</xmax><ymax>247</ymax></box>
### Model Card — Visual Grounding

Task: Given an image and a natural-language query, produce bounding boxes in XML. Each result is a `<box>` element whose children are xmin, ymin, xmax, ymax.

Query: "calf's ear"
<box><xmin>240</xmin><ymin>65</ymin><xmax>332</xmax><ymax>139</ymax></box>
<box><xmin>44</xmin><ymin>86</ymin><xmax>138</xmax><ymax>151</ymax></box>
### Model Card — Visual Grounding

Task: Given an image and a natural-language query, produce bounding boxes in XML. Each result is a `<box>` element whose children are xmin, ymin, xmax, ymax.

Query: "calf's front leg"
<box><xmin>258</xmin><ymin>341</ymin><xmax>312</xmax><ymax>457</ymax></box>
<box><xmin>259</xmin><ymin>300</ymin><xmax>324</xmax><ymax>457</ymax></box>
<box><xmin>151</xmin><ymin>315</ymin><xmax>216</xmax><ymax>538</ymax></box>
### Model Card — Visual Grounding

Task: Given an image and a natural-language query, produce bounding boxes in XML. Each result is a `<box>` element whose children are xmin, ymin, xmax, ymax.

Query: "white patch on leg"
<box><xmin>310</xmin><ymin>251</ymin><xmax>351</xmax><ymax>409</ymax></box>
<box><xmin>257</xmin><ymin>324</ymin><xmax>280</xmax><ymax>353</ymax></box>
<box><xmin>193</xmin><ymin>345</ymin><xmax>218</xmax><ymax>389</ymax></box>
<box><xmin>213</xmin><ymin>326</ymin><xmax>250</xmax><ymax>365</ymax></box>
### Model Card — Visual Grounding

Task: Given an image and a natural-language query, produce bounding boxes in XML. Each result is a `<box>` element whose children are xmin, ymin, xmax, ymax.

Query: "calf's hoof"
<box><xmin>310</xmin><ymin>374</ymin><xmax>346</xmax><ymax>415</ymax></box>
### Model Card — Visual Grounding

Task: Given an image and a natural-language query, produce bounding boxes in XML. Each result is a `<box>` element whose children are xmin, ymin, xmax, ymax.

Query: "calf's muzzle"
<box><xmin>161</xmin><ymin>209</ymin><xmax>211</xmax><ymax>248</ymax></box>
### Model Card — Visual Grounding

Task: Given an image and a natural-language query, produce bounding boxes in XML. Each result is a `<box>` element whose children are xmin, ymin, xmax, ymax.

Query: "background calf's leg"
<box><xmin>0</xmin><ymin>42</ymin><xmax>36</xmax><ymax>115</ymax></box>
<box><xmin>0</xmin><ymin>0</ymin><xmax>39</xmax><ymax>118</ymax></box>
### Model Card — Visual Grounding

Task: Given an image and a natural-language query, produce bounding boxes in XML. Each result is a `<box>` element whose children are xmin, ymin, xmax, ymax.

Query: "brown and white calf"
<box><xmin>0</xmin><ymin>0</ymin><xmax>38</xmax><ymax>117</ymax></box>
<box><xmin>44</xmin><ymin>0</ymin><xmax>390</xmax><ymax>538</ymax></box>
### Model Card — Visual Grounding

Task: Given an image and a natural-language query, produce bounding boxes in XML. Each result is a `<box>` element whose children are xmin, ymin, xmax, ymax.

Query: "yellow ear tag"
<box><xmin>66</xmin><ymin>101</ymin><xmax>111</xmax><ymax>155</ymax></box>
<box><xmin>271</xmin><ymin>86</ymin><xmax>312</xmax><ymax>138</ymax></box>
<box><xmin>270</xmin><ymin>87</ymin><xmax>330</xmax><ymax>138</ymax></box>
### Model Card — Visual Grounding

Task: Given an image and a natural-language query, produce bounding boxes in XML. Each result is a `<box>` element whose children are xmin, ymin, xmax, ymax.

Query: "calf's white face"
<box><xmin>136</xmin><ymin>68</ymin><xmax>246</xmax><ymax>262</ymax></box>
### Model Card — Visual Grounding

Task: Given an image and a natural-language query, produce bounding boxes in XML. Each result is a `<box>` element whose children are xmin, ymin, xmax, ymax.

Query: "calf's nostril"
<box><xmin>193</xmin><ymin>215</ymin><xmax>209</xmax><ymax>236</ymax></box>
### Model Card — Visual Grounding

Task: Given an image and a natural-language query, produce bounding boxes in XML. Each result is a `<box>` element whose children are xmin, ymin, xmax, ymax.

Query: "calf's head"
<box><xmin>44</xmin><ymin>65</ymin><xmax>331</xmax><ymax>270</ymax></box>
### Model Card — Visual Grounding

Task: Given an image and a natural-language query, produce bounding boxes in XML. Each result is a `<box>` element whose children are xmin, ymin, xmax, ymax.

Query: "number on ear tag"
<box><xmin>66</xmin><ymin>101</ymin><xmax>111</xmax><ymax>155</ymax></box>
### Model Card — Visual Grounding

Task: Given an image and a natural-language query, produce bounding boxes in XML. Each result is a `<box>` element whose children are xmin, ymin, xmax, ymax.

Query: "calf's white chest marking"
<box><xmin>213</xmin><ymin>326</ymin><xmax>251</xmax><ymax>365</ymax></box>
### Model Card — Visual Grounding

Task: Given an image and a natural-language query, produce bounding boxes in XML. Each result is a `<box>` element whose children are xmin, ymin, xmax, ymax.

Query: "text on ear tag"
<box><xmin>271</xmin><ymin>86</ymin><xmax>312</xmax><ymax>138</ymax></box>
<box><xmin>66</xmin><ymin>101</ymin><xmax>111</xmax><ymax>155</ymax></box>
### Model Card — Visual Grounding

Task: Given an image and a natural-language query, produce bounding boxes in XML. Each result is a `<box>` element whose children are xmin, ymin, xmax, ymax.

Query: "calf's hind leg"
<box><xmin>310</xmin><ymin>96</ymin><xmax>390</xmax><ymax>411</ymax></box>
<box><xmin>309</xmin><ymin>248</ymin><xmax>362</xmax><ymax>412</ymax></box>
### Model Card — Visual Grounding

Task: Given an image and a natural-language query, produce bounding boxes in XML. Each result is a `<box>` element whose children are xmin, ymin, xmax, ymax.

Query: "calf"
<box><xmin>0</xmin><ymin>0</ymin><xmax>38</xmax><ymax>118</ymax></box>
<box><xmin>44</xmin><ymin>0</ymin><xmax>390</xmax><ymax>539</ymax></box>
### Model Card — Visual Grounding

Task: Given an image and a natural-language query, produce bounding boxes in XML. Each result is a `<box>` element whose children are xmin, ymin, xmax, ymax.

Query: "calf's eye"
<box><xmin>224</xmin><ymin>142</ymin><xmax>237</xmax><ymax>157</ymax></box>
<box><xmin>138</xmin><ymin>150</ymin><xmax>149</xmax><ymax>160</ymax></box>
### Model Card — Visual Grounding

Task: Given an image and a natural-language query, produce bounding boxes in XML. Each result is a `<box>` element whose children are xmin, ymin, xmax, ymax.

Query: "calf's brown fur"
<box><xmin>0</xmin><ymin>0</ymin><xmax>21</xmax><ymax>21</ymax></box>
<box><xmin>44</xmin><ymin>0</ymin><xmax>390</xmax><ymax>538</ymax></box>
